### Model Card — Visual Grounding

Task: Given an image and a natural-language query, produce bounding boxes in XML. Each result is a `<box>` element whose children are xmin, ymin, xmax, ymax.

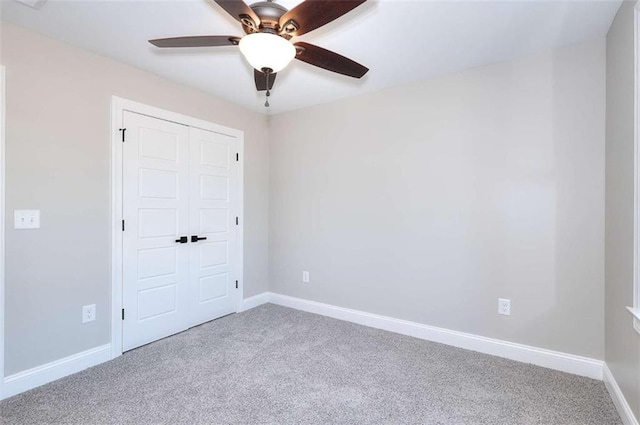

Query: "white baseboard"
<box><xmin>0</xmin><ymin>295</ymin><xmax>613</xmax><ymax>404</ymax></box>
<box><xmin>604</xmin><ymin>363</ymin><xmax>639</xmax><ymax>425</ymax></box>
<box><xmin>2</xmin><ymin>344</ymin><xmax>111</xmax><ymax>400</ymax></box>
<box><xmin>240</xmin><ymin>292</ymin><xmax>270</xmax><ymax>312</ymax></box>
<box><xmin>268</xmin><ymin>293</ymin><xmax>604</xmax><ymax>380</ymax></box>
<box><xmin>1</xmin><ymin>293</ymin><xmax>268</xmax><ymax>401</ymax></box>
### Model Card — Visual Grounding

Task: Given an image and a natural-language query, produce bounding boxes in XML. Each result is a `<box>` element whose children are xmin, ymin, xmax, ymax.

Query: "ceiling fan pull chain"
<box><xmin>265</xmin><ymin>72</ymin><xmax>271</xmax><ymax>108</ymax></box>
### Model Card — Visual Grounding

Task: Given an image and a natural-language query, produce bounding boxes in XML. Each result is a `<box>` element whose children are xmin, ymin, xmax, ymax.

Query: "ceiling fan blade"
<box><xmin>294</xmin><ymin>42</ymin><xmax>368</xmax><ymax>78</ymax></box>
<box><xmin>254</xmin><ymin>69</ymin><xmax>277</xmax><ymax>91</ymax></box>
<box><xmin>149</xmin><ymin>36</ymin><xmax>240</xmax><ymax>48</ymax></box>
<box><xmin>279</xmin><ymin>0</ymin><xmax>366</xmax><ymax>37</ymax></box>
<box><xmin>214</xmin><ymin>0</ymin><xmax>261</xmax><ymax>29</ymax></box>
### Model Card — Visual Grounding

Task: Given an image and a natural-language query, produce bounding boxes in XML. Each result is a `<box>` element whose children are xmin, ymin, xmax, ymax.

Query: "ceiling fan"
<box><xmin>149</xmin><ymin>0</ymin><xmax>369</xmax><ymax>107</ymax></box>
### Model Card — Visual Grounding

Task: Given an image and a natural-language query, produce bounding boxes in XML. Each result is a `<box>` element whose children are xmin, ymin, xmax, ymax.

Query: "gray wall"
<box><xmin>1</xmin><ymin>23</ymin><xmax>269</xmax><ymax>376</ymax></box>
<box><xmin>269</xmin><ymin>39</ymin><xmax>606</xmax><ymax>359</ymax></box>
<box><xmin>605</xmin><ymin>0</ymin><xmax>640</xmax><ymax>418</ymax></box>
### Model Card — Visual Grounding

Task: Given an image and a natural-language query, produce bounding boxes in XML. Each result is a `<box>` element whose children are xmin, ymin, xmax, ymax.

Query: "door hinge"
<box><xmin>235</xmin><ymin>280</ymin><xmax>238</xmax><ymax>289</ymax></box>
<box><xmin>236</xmin><ymin>153</ymin><xmax>239</xmax><ymax>162</ymax></box>
<box><xmin>122</xmin><ymin>220</ymin><xmax>125</xmax><ymax>231</ymax></box>
<box><xmin>119</xmin><ymin>128</ymin><xmax>126</xmax><ymax>142</ymax></box>
<box><xmin>122</xmin><ymin>309</ymin><xmax>125</xmax><ymax>320</ymax></box>
<box><xmin>236</xmin><ymin>217</ymin><xmax>239</xmax><ymax>226</ymax></box>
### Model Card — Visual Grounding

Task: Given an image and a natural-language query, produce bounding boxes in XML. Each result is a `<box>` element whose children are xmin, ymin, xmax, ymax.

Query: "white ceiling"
<box><xmin>0</xmin><ymin>0</ymin><xmax>622</xmax><ymax>114</ymax></box>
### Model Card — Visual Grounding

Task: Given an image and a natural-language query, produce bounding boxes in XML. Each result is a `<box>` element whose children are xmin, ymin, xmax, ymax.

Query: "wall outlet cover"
<box><xmin>498</xmin><ymin>298</ymin><xmax>511</xmax><ymax>316</ymax></box>
<box><xmin>302</xmin><ymin>271</ymin><xmax>310</xmax><ymax>283</ymax></box>
<box><xmin>83</xmin><ymin>304</ymin><xmax>96</xmax><ymax>323</ymax></box>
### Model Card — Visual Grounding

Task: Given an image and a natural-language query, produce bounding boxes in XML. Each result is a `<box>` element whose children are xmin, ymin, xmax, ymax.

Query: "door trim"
<box><xmin>0</xmin><ymin>65</ymin><xmax>6</xmax><ymax>399</ymax></box>
<box><xmin>110</xmin><ymin>97</ymin><xmax>244</xmax><ymax>359</ymax></box>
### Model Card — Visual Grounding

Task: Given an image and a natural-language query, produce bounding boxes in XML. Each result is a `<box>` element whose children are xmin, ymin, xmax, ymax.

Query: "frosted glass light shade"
<box><xmin>238</xmin><ymin>33</ymin><xmax>296</xmax><ymax>73</ymax></box>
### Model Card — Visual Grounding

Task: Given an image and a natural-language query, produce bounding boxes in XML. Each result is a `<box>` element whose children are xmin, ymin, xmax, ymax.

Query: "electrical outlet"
<box><xmin>498</xmin><ymin>298</ymin><xmax>511</xmax><ymax>316</ymax></box>
<box><xmin>82</xmin><ymin>304</ymin><xmax>96</xmax><ymax>323</ymax></box>
<box><xmin>302</xmin><ymin>270</ymin><xmax>310</xmax><ymax>283</ymax></box>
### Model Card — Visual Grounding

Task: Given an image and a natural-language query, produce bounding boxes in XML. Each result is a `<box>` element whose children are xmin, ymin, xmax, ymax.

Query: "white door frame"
<box><xmin>110</xmin><ymin>96</ymin><xmax>244</xmax><ymax>359</ymax></box>
<box><xmin>0</xmin><ymin>65</ymin><xmax>6</xmax><ymax>399</ymax></box>
<box><xmin>632</xmin><ymin>1</ymin><xmax>640</xmax><ymax>334</ymax></box>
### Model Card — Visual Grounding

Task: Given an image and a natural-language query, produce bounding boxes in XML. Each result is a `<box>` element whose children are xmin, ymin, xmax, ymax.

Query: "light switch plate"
<box><xmin>14</xmin><ymin>210</ymin><xmax>40</xmax><ymax>229</ymax></box>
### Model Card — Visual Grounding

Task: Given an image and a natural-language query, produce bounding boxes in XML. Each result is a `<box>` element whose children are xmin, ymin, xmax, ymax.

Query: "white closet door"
<box><xmin>122</xmin><ymin>111</ymin><xmax>191</xmax><ymax>351</ymax></box>
<box><xmin>188</xmin><ymin>127</ymin><xmax>238</xmax><ymax>326</ymax></box>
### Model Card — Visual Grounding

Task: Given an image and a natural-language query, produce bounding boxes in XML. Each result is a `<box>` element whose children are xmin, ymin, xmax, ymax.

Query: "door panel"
<box><xmin>122</xmin><ymin>111</ymin><xmax>190</xmax><ymax>351</ymax></box>
<box><xmin>122</xmin><ymin>113</ymin><xmax>239</xmax><ymax>351</ymax></box>
<box><xmin>189</xmin><ymin>127</ymin><xmax>238</xmax><ymax>326</ymax></box>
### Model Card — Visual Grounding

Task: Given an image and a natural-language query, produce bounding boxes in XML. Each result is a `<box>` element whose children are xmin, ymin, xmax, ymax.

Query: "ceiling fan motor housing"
<box><xmin>243</xmin><ymin>1</ymin><xmax>291</xmax><ymax>35</ymax></box>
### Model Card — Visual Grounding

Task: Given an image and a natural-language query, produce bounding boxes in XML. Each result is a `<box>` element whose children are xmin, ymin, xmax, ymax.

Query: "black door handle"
<box><xmin>175</xmin><ymin>236</ymin><xmax>188</xmax><ymax>244</ymax></box>
<box><xmin>191</xmin><ymin>236</ymin><xmax>207</xmax><ymax>243</ymax></box>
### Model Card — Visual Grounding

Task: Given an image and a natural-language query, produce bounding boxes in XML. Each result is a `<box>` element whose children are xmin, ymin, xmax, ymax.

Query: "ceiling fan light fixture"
<box><xmin>238</xmin><ymin>33</ymin><xmax>296</xmax><ymax>73</ymax></box>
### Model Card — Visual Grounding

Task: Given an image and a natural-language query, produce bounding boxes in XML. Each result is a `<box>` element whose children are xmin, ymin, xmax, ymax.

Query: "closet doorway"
<box><xmin>111</xmin><ymin>98</ymin><xmax>244</xmax><ymax>355</ymax></box>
